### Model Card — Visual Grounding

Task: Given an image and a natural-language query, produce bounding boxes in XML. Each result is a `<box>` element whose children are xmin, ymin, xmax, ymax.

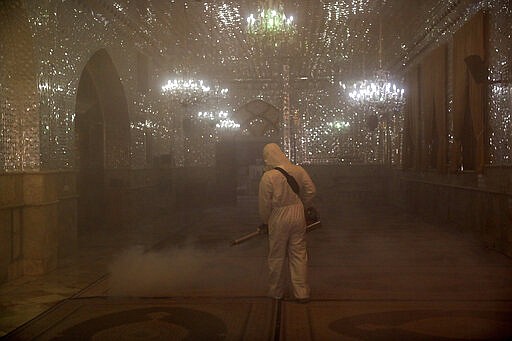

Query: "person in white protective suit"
<box><xmin>258</xmin><ymin>143</ymin><xmax>316</xmax><ymax>302</ymax></box>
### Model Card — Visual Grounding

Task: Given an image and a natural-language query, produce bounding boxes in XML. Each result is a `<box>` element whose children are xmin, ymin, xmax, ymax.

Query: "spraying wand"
<box><xmin>230</xmin><ymin>220</ymin><xmax>321</xmax><ymax>246</ymax></box>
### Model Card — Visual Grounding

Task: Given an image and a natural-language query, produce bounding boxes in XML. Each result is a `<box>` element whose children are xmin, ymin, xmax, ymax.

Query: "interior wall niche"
<box><xmin>403</xmin><ymin>66</ymin><xmax>421</xmax><ymax>170</ymax></box>
<box><xmin>420</xmin><ymin>44</ymin><xmax>448</xmax><ymax>172</ymax></box>
<box><xmin>452</xmin><ymin>10</ymin><xmax>488</xmax><ymax>173</ymax></box>
<box><xmin>404</xmin><ymin>10</ymin><xmax>487</xmax><ymax>174</ymax></box>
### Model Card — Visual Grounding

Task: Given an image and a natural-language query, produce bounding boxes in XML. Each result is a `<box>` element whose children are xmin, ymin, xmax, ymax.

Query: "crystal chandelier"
<box><xmin>197</xmin><ymin>110</ymin><xmax>240</xmax><ymax>131</ymax></box>
<box><xmin>213</xmin><ymin>87</ymin><xmax>229</xmax><ymax>98</ymax></box>
<box><xmin>161</xmin><ymin>79</ymin><xmax>211</xmax><ymax>106</ymax></box>
<box><xmin>344</xmin><ymin>21</ymin><xmax>405</xmax><ymax>110</ymax></box>
<box><xmin>346</xmin><ymin>69</ymin><xmax>405</xmax><ymax>108</ymax></box>
<box><xmin>246</xmin><ymin>1</ymin><xmax>296</xmax><ymax>48</ymax></box>
<box><xmin>328</xmin><ymin>120</ymin><xmax>351</xmax><ymax>130</ymax></box>
<box><xmin>161</xmin><ymin>78</ymin><xmax>229</xmax><ymax>106</ymax></box>
<box><xmin>197</xmin><ymin>110</ymin><xmax>229</xmax><ymax>122</ymax></box>
<box><xmin>216</xmin><ymin>119</ymin><xmax>240</xmax><ymax>130</ymax></box>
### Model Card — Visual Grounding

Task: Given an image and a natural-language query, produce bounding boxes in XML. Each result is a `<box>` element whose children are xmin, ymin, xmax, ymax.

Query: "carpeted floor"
<box><xmin>3</xmin><ymin>196</ymin><xmax>512</xmax><ymax>340</ymax></box>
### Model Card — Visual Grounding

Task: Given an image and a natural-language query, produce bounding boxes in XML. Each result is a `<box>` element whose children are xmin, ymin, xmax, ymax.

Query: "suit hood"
<box><xmin>263</xmin><ymin>143</ymin><xmax>291</xmax><ymax>169</ymax></box>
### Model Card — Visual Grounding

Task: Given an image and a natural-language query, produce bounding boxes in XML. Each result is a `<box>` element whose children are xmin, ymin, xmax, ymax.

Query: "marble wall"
<box><xmin>386</xmin><ymin>169</ymin><xmax>512</xmax><ymax>257</ymax></box>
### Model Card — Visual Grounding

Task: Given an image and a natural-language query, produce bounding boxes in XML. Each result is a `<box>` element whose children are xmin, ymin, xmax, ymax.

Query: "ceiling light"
<box><xmin>161</xmin><ymin>79</ymin><xmax>228</xmax><ymax>106</ymax></box>
<box><xmin>347</xmin><ymin>70</ymin><xmax>405</xmax><ymax>108</ymax></box>
<box><xmin>344</xmin><ymin>21</ymin><xmax>405</xmax><ymax>110</ymax></box>
<box><xmin>162</xmin><ymin>79</ymin><xmax>211</xmax><ymax>106</ymax></box>
<box><xmin>197</xmin><ymin>110</ymin><xmax>240</xmax><ymax>131</ymax></box>
<box><xmin>246</xmin><ymin>1</ymin><xmax>296</xmax><ymax>48</ymax></box>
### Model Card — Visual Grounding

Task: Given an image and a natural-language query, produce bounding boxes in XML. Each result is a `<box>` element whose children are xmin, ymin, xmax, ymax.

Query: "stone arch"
<box><xmin>75</xmin><ymin>48</ymin><xmax>131</xmax><ymax>233</ymax></box>
<box><xmin>215</xmin><ymin>99</ymin><xmax>282</xmax><ymax>201</ymax></box>
<box><xmin>234</xmin><ymin>99</ymin><xmax>281</xmax><ymax>137</ymax></box>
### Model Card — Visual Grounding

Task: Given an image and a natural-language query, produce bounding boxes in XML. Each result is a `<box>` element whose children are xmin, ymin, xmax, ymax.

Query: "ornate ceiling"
<box><xmin>3</xmin><ymin>0</ymin><xmax>510</xmax><ymax>171</ymax></box>
<box><xmin>0</xmin><ymin>0</ymin><xmax>488</xmax><ymax>97</ymax></box>
<box><xmin>96</xmin><ymin>0</ymin><xmax>476</xmax><ymax>88</ymax></box>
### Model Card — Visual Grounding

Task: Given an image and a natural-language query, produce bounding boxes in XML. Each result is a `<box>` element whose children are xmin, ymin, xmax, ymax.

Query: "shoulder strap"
<box><xmin>274</xmin><ymin>167</ymin><xmax>300</xmax><ymax>195</ymax></box>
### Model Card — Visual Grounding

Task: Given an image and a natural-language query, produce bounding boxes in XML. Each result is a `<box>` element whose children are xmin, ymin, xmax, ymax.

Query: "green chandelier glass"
<box><xmin>246</xmin><ymin>3</ymin><xmax>296</xmax><ymax>48</ymax></box>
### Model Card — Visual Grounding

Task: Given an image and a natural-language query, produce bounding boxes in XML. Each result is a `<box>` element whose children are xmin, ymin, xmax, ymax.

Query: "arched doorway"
<box><xmin>215</xmin><ymin>99</ymin><xmax>280</xmax><ymax>203</ymax></box>
<box><xmin>75</xmin><ymin>49</ymin><xmax>130</xmax><ymax>235</ymax></box>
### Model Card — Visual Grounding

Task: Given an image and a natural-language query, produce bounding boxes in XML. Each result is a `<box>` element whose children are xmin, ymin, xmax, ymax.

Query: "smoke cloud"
<box><xmin>108</xmin><ymin>239</ymin><xmax>265</xmax><ymax>297</ymax></box>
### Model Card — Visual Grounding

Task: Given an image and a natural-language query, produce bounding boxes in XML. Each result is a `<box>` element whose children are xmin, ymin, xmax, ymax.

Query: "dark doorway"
<box><xmin>461</xmin><ymin>96</ymin><xmax>476</xmax><ymax>171</ymax></box>
<box><xmin>76</xmin><ymin>62</ymin><xmax>105</xmax><ymax>234</ymax></box>
<box><xmin>75</xmin><ymin>49</ymin><xmax>130</xmax><ymax>235</ymax></box>
<box><xmin>215</xmin><ymin>136</ymin><xmax>277</xmax><ymax>205</ymax></box>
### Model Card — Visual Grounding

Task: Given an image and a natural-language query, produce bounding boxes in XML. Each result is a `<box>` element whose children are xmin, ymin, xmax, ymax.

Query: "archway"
<box><xmin>233</xmin><ymin>99</ymin><xmax>280</xmax><ymax>137</ymax></box>
<box><xmin>75</xmin><ymin>49</ymin><xmax>130</xmax><ymax>234</ymax></box>
<box><xmin>215</xmin><ymin>99</ymin><xmax>280</xmax><ymax>202</ymax></box>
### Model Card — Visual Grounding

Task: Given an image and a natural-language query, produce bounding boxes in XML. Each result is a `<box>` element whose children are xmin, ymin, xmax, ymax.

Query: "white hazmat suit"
<box><xmin>258</xmin><ymin>143</ymin><xmax>316</xmax><ymax>300</ymax></box>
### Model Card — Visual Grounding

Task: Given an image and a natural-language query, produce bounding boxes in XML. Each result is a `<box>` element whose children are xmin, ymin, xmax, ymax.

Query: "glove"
<box><xmin>305</xmin><ymin>207</ymin><xmax>319</xmax><ymax>224</ymax></box>
<box><xmin>258</xmin><ymin>224</ymin><xmax>268</xmax><ymax>234</ymax></box>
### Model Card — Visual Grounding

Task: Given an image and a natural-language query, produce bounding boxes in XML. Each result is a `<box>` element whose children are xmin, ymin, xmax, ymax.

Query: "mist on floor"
<box><xmin>107</xmin><ymin>235</ymin><xmax>265</xmax><ymax>297</ymax></box>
